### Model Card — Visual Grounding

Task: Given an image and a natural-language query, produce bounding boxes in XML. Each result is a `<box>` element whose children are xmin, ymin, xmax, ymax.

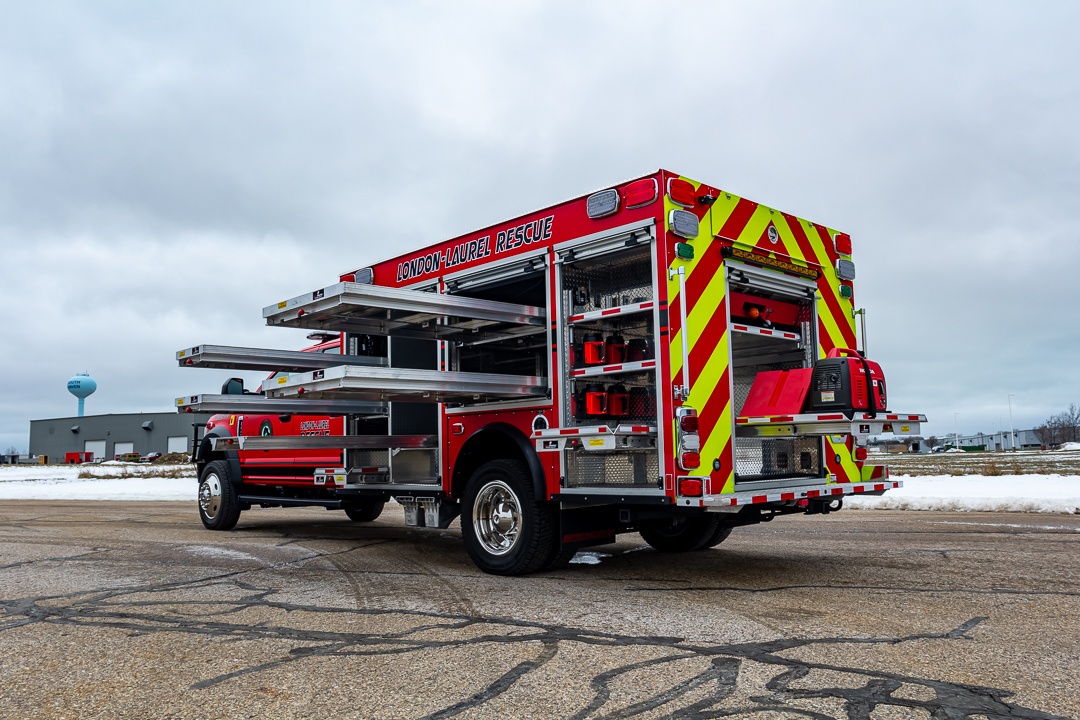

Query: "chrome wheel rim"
<box><xmin>199</xmin><ymin>473</ymin><xmax>222</xmax><ymax>520</ymax></box>
<box><xmin>473</xmin><ymin>480</ymin><xmax>521</xmax><ymax>556</ymax></box>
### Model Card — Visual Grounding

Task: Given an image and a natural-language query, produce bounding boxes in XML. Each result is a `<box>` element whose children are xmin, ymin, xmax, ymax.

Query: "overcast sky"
<box><xmin>2</xmin><ymin>1</ymin><xmax>1078</xmax><ymax>452</ymax></box>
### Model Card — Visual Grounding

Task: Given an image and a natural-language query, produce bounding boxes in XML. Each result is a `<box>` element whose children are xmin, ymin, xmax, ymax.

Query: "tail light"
<box><xmin>679</xmin><ymin>478</ymin><xmax>703</xmax><ymax>496</ymax></box>
<box><xmin>676</xmin><ymin>407</ymin><xmax>700</xmax><ymax>472</ymax></box>
<box><xmin>855</xmin><ymin>447</ymin><xmax>868</xmax><ymax>461</ymax></box>
<box><xmin>624</xmin><ymin>178</ymin><xmax>658</xmax><ymax>208</ymax></box>
<box><xmin>834</xmin><ymin>233</ymin><xmax>852</xmax><ymax>255</ymax></box>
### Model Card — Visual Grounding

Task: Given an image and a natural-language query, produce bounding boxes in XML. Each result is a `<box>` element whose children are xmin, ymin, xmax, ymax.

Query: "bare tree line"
<box><xmin>1035</xmin><ymin>403</ymin><xmax>1080</xmax><ymax>448</ymax></box>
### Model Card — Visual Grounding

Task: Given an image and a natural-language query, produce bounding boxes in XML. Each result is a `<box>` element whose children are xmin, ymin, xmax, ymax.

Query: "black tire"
<box><xmin>541</xmin><ymin>542</ymin><xmax>579</xmax><ymax>571</ymax></box>
<box><xmin>639</xmin><ymin>514</ymin><xmax>721</xmax><ymax>552</ymax></box>
<box><xmin>343</xmin><ymin>499</ymin><xmax>385</xmax><ymax>523</ymax></box>
<box><xmin>197</xmin><ymin>460</ymin><xmax>241</xmax><ymax>531</ymax></box>
<box><xmin>700</xmin><ymin>523</ymin><xmax>733</xmax><ymax>550</ymax></box>
<box><xmin>461</xmin><ymin>459</ymin><xmax>557</xmax><ymax>576</ymax></box>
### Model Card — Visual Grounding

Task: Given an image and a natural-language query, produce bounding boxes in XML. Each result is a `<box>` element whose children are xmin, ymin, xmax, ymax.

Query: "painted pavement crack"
<box><xmin>0</xmin><ymin>581</ymin><xmax>1070</xmax><ymax>719</ymax></box>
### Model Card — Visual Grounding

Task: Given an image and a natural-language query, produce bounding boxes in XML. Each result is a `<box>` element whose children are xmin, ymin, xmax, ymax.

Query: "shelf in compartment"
<box><xmin>534</xmin><ymin>424</ymin><xmax>657</xmax><ymax>452</ymax></box>
<box><xmin>568</xmin><ymin>359</ymin><xmax>656</xmax><ymax>378</ymax></box>
<box><xmin>567</xmin><ymin>301</ymin><xmax>654</xmax><ymax>325</ymax></box>
<box><xmin>534</xmin><ymin>424</ymin><xmax>657</xmax><ymax>438</ymax></box>
<box><xmin>730</xmin><ymin>323</ymin><xmax>801</xmax><ymax>342</ymax></box>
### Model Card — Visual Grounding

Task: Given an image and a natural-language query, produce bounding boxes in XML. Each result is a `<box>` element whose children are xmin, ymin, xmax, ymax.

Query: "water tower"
<box><xmin>67</xmin><ymin>372</ymin><xmax>97</xmax><ymax>417</ymax></box>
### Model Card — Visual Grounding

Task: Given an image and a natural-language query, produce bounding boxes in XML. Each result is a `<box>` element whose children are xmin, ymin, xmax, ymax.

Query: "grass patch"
<box><xmin>77</xmin><ymin>465</ymin><xmax>195</xmax><ymax>480</ymax></box>
<box><xmin>880</xmin><ymin>449</ymin><xmax>1080</xmax><ymax>476</ymax></box>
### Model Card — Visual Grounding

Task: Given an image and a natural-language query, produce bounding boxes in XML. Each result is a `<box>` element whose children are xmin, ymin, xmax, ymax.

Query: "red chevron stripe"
<box><xmin>697</xmin><ymin>365</ymin><xmax>731</xmax><ymax>446</ymax></box>
<box><xmin>814</xmin><ymin>223</ymin><xmax>840</xmax><ymax>266</ymax></box>
<box><xmin>708</xmin><ymin>436</ymin><xmax>733</xmax><ymax>494</ymax></box>
<box><xmin>782</xmin><ymin>213</ymin><xmax>856</xmax><ymax>350</ymax></box>
<box><xmin>782</xmin><ymin>213</ymin><xmax>821</xmax><ymax>270</ymax></box>
<box><xmin>816</xmin><ymin>277</ymin><xmax>857</xmax><ymax>349</ymax></box>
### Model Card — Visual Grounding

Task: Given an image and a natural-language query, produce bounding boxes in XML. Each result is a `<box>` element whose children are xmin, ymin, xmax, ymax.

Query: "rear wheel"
<box><xmin>541</xmin><ymin>542</ymin><xmax>579</xmax><ymax>570</ymax></box>
<box><xmin>638</xmin><ymin>514</ymin><xmax>720</xmax><ymax>552</ymax></box>
<box><xmin>198</xmin><ymin>460</ymin><xmax>241</xmax><ymax>531</ymax></box>
<box><xmin>700</xmin><ymin>523</ymin><xmax>733</xmax><ymax>550</ymax></box>
<box><xmin>462</xmin><ymin>459</ymin><xmax>557</xmax><ymax>576</ymax></box>
<box><xmin>343</xmin><ymin>499</ymin><xmax>385</xmax><ymax>523</ymax></box>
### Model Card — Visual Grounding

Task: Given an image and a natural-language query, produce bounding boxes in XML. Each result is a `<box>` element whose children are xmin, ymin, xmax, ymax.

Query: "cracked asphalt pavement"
<box><xmin>1</xmin><ymin>501</ymin><xmax>1077</xmax><ymax>719</ymax></box>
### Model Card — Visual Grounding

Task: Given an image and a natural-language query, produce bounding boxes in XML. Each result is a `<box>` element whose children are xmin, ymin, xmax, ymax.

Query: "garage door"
<box><xmin>113</xmin><ymin>442</ymin><xmax>134</xmax><ymax>458</ymax></box>
<box><xmin>167</xmin><ymin>436</ymin><xmax>188</xmax><ymax>454</ymax></box>
<box><xmin>84</xmin><ymin>440</ymin><xmax>106</xmax><ymax>462</ymax></box>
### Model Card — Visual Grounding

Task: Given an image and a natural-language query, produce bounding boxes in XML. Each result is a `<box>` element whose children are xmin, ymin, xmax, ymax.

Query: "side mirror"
<box><xmin>221</xmin><ymin>378</ymin><xmax>245</xmax><ymax>395</ymax></box>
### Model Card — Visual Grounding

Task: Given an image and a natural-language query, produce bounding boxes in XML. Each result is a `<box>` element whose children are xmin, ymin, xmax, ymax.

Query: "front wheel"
<box><xmin>638</xmin><ymin>514</ymin><xmax>721</xmax><ymax>552</ymax></box>
<box><xmin>461</xmin><ymin>459</ymin><xmax>557</xmax><ymax>576</ymax></box>
<box><xmin>198</xmin><ymin>460</ymin><xmax>241</xmax><ymax>531</ymax></box>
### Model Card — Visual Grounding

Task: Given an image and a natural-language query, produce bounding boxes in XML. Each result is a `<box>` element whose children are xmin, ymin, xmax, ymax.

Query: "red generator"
<box><xmin>805</xmin><ymin>348</ymin><xmax>887</xmax><ymax>414</ymax></box>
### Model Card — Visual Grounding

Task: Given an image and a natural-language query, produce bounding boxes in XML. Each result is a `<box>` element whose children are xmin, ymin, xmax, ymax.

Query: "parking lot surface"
<box><xmin>1</xmin><ymin>501</ymin><xmax>1078</xmax><ymax>719</ymax></box>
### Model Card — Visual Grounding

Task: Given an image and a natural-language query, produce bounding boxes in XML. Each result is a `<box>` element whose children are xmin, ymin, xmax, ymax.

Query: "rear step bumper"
<box><xmin>702</xmin><ymin>479</ymin><xmax>902</xmax><ymax>509</ymax></box>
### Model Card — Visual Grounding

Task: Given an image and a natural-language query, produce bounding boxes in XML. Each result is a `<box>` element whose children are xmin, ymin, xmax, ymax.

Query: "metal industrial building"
<box><xmin>29</xmin><ymin>412</ymin><xmax>211</xmax><ymax>463</ymax></box>
<box><xmin>955</xmin><ymin>429</ymin><xmax>1043</xmax><ymax>451</ymax></box>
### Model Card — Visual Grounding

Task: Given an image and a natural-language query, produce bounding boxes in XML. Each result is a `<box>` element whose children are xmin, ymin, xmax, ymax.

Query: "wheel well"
<box><xmin>197</xmin><ymin>428</ymin><xmax>241</xmax><ymax>484</ymax></box>
<box><xmin>450</xmin><ymin>424</ymin><xmax>544</xmax><ymax>500</ymax></box>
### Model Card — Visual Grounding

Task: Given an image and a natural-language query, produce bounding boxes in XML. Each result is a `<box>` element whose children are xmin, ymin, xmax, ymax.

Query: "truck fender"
<box><xmin>452</xmin><ymin>423</ymin><xmax>546</xmax><ymax>502</ymax></box>
<box><xmin>197</xmin><ymin>425</ymin><xmax>242</xmax><ymax>485</ymax></box>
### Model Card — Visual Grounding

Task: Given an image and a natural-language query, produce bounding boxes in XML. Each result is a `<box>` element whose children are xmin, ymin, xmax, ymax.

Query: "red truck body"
<box><xmin>179</xmin><ymin>169</ymin><xmax>924</xmax><ymax>574</ymax></box>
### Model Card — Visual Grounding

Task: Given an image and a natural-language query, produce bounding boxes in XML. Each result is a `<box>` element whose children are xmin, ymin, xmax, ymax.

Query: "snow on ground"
<box><xmin>844</xmin><ymin>475</ymin><xmax>1080</xmax><ymax>514</ymax></box>
<box><xmin>0</xmin><ymin>464</ymin><xmax>195</xmax><ymax>501</ymax></box>
<box><xmin>1</xmin><ymin>464</ymin><xmax>1078</xmax><ymax>513</ymax></box>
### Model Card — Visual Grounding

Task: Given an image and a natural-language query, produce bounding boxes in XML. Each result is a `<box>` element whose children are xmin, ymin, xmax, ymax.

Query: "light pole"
<box><xmin>1008</xmin><ymin>394</ymin><xmax>1016</xmax><ymax>452</ymax></box>
<box><xmin>954</xmin><ymin>412</ymin><xmax>960</xmax><ymax>450</ymax></box>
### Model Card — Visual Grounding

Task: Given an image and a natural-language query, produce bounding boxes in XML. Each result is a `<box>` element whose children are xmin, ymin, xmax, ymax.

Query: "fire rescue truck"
<box><xmin>177</xmin><ymin>169</ymin><xmax>924</xmax><ymax>575</ymax></box>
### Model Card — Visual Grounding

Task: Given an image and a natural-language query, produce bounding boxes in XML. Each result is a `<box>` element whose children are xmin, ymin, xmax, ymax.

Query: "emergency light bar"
<box><xmin>667</xmin><ymin>178</ymin><xmax>696</xmax><ymax>208</ymax></box>
<box><xmin>586</xmin><ymin>189</ymin><xmax>620</xmax><ymax>218</ymax></box>
<box><xmin>669</xmin><ymin>209</ymin><xmax>699</xmax><ymax>239</ymax></box>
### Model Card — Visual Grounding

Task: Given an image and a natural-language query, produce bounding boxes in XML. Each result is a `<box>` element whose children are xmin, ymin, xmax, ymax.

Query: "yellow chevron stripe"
<box><xmin>667</xmin><ymin>176</ymin><xmax>737</xmax><ymax>382</ymax></box>
<box><xmin>826</xmin><ymin>437</ymin><xmax>861</xmax><ymax>483</ymax></box>
<box><xmin>694</xmin><ymin>333</ymin><xmax>732</xmax><ymax>494</ymax></box>
<box><xmin>817</xmin><ymin>305</ymin><xmax>849</xmax><ymax>356</ymax></box>
<box><xmin>672</xmin><ymin>254</ymin><xmax>728</xmax><ymax>382</ymax></box>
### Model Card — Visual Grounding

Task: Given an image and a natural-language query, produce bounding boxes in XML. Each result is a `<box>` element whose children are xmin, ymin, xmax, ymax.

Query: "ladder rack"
<box><xmin>266</xmin><ymin>365</ymin><xmax>547</xmax><ymax>403</ymax></box>
<box><xmin>176</xmin><ymin>393</ymin><xmax>388</xmax><ymax>416</ymax></box>
<box><xmin>263</xmin><ymin>281</ymin><xmax>546</xmax><ymax>343</ymax></box>
<box><xmin>177</xmin><ymin>344</ymin><xmax>386</xmax><ymax>372</ymax></box>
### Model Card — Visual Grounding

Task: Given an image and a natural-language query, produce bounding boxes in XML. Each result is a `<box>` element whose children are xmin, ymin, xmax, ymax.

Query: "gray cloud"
<box><xmin>1</xmin><ymin>0</ymin><xmax>1078</xmax><ymax>451</ymax></box>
